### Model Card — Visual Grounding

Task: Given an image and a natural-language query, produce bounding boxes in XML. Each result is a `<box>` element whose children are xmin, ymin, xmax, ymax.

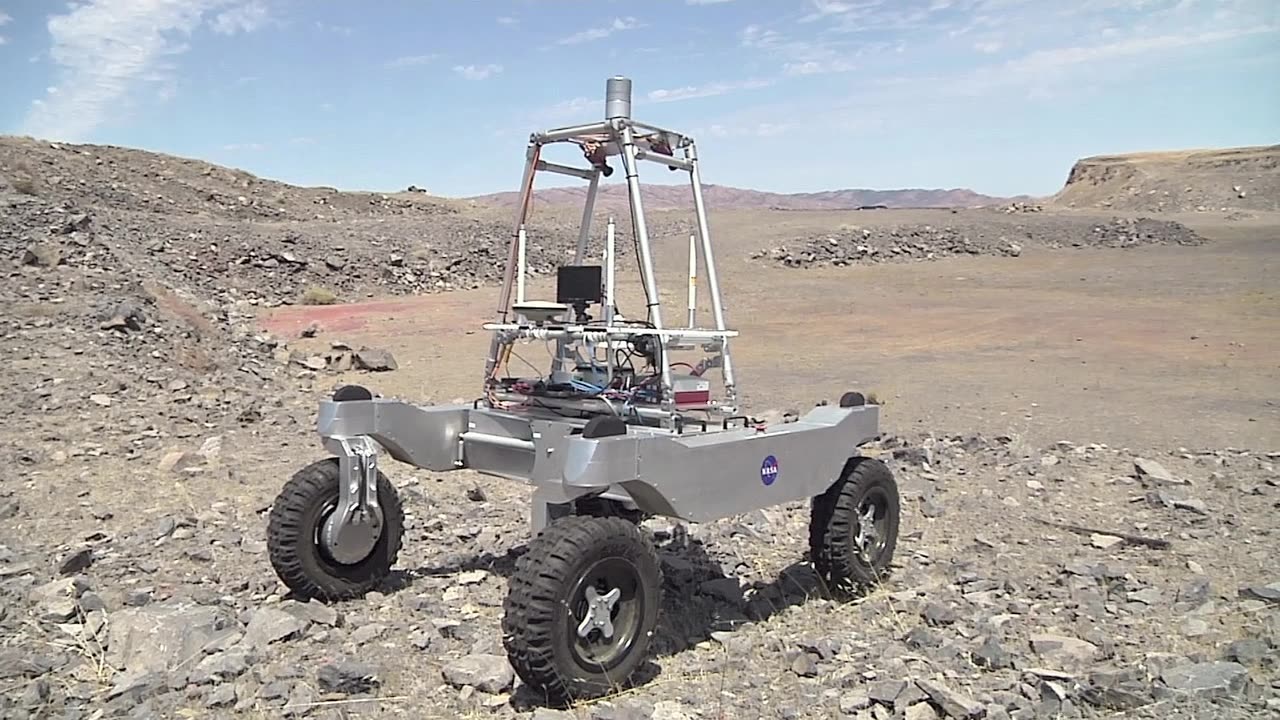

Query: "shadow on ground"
<box><xmin>359</xmin><ymin>520</ymin><xmax>881</xmax><ymax>710</ymax></box>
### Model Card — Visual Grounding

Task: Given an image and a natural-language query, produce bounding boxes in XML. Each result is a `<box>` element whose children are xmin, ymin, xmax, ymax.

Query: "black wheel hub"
<box><xmin>569</xmin><ymin>557</ymin><xmax>643</xmax><ymax>672</ymax></box>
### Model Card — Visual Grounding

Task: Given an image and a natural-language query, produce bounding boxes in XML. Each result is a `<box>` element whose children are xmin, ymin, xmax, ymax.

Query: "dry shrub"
<box><xmin>299</xmin><ymin>285</ymin><xmax>339</xmax><ymax>305</ymax></box>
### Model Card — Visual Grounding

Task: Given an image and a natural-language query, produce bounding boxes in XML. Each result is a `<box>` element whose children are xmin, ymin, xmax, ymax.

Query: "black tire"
<box><xmin>266</xmin><ymin>458</ymin><xmax>405</xmax><ymax>601</ymax></box>
<box><xmin>502</xmin><ymin>515</ymin><xmax>661</xmax><ymax>704</ymax></box>
<box><xmin>809</xmin><ymin>456</ymin><xmax>900</xmax><ymax>594</ymax></box>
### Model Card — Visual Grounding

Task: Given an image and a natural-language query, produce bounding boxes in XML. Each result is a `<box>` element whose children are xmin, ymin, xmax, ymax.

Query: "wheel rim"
<box><xmin>568</xmin><ymin>557</ymin><xmax>644</xmax><ymax>672</ymax></box>
<box><xmin>853</xmin><ymin>486</ymin><xmax>893</xmax><ymax>567</ymax></box>
<box><xmin>312</xmin><ymin>498</ymin><xmax>379</xmax><ymax>567</ymax></box>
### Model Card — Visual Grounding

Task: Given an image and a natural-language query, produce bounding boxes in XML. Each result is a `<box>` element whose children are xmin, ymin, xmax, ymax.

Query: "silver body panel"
<box><xmin>318</xmin><ymin>397</ymin><xmax>879</xmax><ymax>529</ymax></box>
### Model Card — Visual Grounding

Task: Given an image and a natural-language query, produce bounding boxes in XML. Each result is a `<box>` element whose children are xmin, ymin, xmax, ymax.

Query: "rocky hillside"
<box><xmin>1049</xmin><ymin>145</ymin><xmax>1280</xmax><ymax>213</ymax></box>
<box><xmin>471</xmin><ymin>183</ymin><xmax>1022</xmax><ymax>212</ymax></box>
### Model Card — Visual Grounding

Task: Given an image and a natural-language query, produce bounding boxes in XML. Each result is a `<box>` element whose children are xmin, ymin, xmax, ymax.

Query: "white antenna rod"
<box><xmin>687</xmin><ymin>233</ymin><xmax>697</xmax><ymax>328</ymax></box>
<box><xmin>516</xmin><ymin>225</ymin><xmax>527</xmax><ymax>304</ymax></box>
<box><xmin>605</xmin><ymin>217</ymin><xmax>616</xmax><ymax>325</ymax></box>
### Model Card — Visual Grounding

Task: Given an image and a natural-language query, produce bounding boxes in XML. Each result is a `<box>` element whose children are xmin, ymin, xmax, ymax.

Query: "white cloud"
<box><xmin>223</xmin><ymin>142</ymin><xmax>265</xmax><ymax>151</ymax></box>
<box><xmin>973</xmin><ymin>40</ymin><xmax>1002</xmax><ymax>53</ymax></box>
<box><xmin>212</xmin><ymin>0</ymin><xmax>268</xmax><ymax>35</ymax></box>
<box><xmin>497</xmin><ymin>16</ymin><xmax>517</xmax><ymax>25</ymax></box>
<box><xmin>556</xmin><ymin>17</ymin><xmax>640</xmax><ymax>45</ymax></box>
<box><xmin>687</xmin><ymin>0</ymin><xmax>735</xmax><ymax>4</ymax></box>
<box><xmin>647</xmin><ymin>79</ymin><xmax>773</xmax><ymax>103</ymax></box>
<box><xmin>386</xmin><ymin>54</ymin><xmax>438</xmax><ymax>69</ymax></box>
<box><xmin>19</xmin><ymin>0</ymin><xmax>270</xmax><ymax>142</ymax></box>
<box><xmin>454</xmin><ymin>63</ymin><xmax>502</xmax><ymax>80</ymax></box>
<box><xmin>0</xmin><ymin>9</ymin><xmax>11</xmax><ymax>45</ymax></box>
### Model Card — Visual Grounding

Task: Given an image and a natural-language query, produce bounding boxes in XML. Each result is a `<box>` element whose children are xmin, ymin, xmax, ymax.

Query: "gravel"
<box><xmin>751</xmin><ymin>215</ymin><xmax>1207</xmax><ymax>269</ymax></box>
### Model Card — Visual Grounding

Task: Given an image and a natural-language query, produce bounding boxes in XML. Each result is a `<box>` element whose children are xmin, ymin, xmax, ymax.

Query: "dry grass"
<box><xmin>142</xmin><ymin>280</ymin><xmax>217</xmax><ymax>340</ymax></box>
<box><xmin>299</xmin><ymin>285</ymin><xmax>340</xmax><ymax>305</ymax></box>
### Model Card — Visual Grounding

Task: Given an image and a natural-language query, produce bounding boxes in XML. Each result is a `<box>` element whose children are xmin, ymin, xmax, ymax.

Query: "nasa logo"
<box><xmin>760</xmin><ymin>454</ymin><xmax>779</xmax><ymax>486</ymax></box>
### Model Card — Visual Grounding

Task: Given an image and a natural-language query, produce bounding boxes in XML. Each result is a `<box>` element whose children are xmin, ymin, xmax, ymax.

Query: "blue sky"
<box><xmin>1</xmin><ymin>0</ymin><xmax>1277</xmax><ymax>198</ymax></box>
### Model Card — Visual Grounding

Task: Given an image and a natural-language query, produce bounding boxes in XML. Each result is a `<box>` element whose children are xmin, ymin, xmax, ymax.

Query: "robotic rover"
<box><xmin>265</xmin><ymin>76</ymin><xmax>901</xmax><ymax>704</ymax></box>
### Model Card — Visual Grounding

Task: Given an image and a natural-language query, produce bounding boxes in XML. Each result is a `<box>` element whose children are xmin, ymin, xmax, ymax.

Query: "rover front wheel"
<box><xmin>502</xmin><ymin>515</ymin><xmax>661</xmax><ymax>705</ymax></box>
<box><xmin>266</xmin><ymin>458</ymin><xmax>405</xmax><ymax>601</ymax></box>
<box><xmin>809</xmin><ymin>456</ymin><xmax>900</xmax><ymax>594</ymax></box>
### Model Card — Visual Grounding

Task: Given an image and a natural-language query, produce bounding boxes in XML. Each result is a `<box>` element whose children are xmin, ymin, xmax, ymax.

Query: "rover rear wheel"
<box><xmin>266</xmin><ymin>458</ymin><xmax>405</xmax><ymax>601</ymax></box>
<box><xmin>502</xmin><ymin>515</ymin><xmax>661</xmax><ymax>705</ymax></box>
<box><xmin>809</xmin><ymin>456</ymin><xmax>899</xmax><ymax>594</ymax></box>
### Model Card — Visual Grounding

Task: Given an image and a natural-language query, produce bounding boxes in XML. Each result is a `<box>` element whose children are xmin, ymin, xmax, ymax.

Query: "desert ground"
<box><xmin>1</xmin><ymin>136</ymin><xmax>1277</xmax><ymax>720</ymax></box>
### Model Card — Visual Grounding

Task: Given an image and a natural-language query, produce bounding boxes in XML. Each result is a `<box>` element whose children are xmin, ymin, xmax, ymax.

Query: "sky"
<box><xmin>0</xmin><ymin>0</ymin><xmax>1277</xmax><ymax>198</ymax></box>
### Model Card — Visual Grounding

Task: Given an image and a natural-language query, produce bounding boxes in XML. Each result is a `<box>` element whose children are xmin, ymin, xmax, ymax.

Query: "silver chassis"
<box><xmin>319</xmin><ymin>396</ymin><xmax>880</xmax><ymax>533</ymax></box>
<box><xmin>316</xmin><ymin>76</ymin><xmax>883</xmax><ymax>545</ymax></box>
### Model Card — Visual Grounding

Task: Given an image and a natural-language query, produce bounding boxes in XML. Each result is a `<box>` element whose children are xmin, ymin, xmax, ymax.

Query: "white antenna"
<box><xmin>687</xmin><ymin>233</ymin><xmax>697</xmax><ymax>328</ymax></box>
<box><xmin>605</xmin><ymin>217</ymin><xmax>616</xmax><ymax>325</ymax></box>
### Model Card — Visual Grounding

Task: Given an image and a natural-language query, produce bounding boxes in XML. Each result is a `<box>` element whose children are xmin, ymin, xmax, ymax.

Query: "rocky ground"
<box><xmin>1</xmin><ymin>137</ymin><xmax>1276</xmax><ymax>719</ymax></box>
<box><xmin>2</xmin><ymin>432</ymin><xmax>1276</xmax><ymax>720</ymax></box>
<box><xmin>750</xmin><ymin>215</ymin><xmax>1207</xmax><ymax>269</ymax></box>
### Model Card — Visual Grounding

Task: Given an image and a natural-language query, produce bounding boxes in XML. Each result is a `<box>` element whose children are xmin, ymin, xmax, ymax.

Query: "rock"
<box><xmin>974</xmin><ymin>636</ymin><xmax>1013</xmax><ymax>670</ymax></box>
<box><xmin>840</xmin><ymin>692</ymin><xmax>873</xmax><ymax>713</ymax></box>
<box><xmin>916</xmin><ymin>679</ymin><xmax>986</xmax><ymax>719</ymax></box>
<box><xmin>1089</xmin><ymin>533</ymin><xmax>1123</xmax><ymax>549</ymax></box>
<box><xmin>1241</xmin><ymin>581</ymin><xmax>1280</xmax><ymax>603</ymax></box>
<box><xmin>905</xmin><ymin>703</ymin><xmax>941</xmax><ymax>720</ymax></box>
<box><xmin>189</xmin><ymin>648</ymin><xmax>253</xmax><ymax>685</ymax></box>
<box><xmin>318</xmin><ymin>660</ymin><xmax>380</xmax><ymax>694</ymax></box>
<box><xmin>105</xmin><ymin>604</ymin><xmax>227</xmax><ymax>675</ymax></box>
<box><xmin>57</xmin><ymin>547</ymin><xmax>94</xmax><ymax>575</ymax></box>
<box><xmin>21</xmin><ymin>243</ymin><xmax>61</xmax><ymax>266</ymax></box>
<box><xmin>158</xmin><ymin>449</ymin><xmax>199</xmax><ymax>473</ymax></box>
<box><xmin>1029</xmin><ymin>634</ymin><xmax>1098</xmax><ymax>667</ymax></box>
<box><xmin>1158</xmin><ymin>661</ymin><xmax>1251</xmax><ymax>700</ymax></box>
<box><xmin>791</xmin><ymin>652</ymin><xmax>819</xmax><ymax>677</ymax></box>
<box><xmin>441</xmin><ymin>654</ymin><xmax>514</xmax><ymax>694</ymax></box>
<box><xmin>243</xmin><ymin>606</ymin><xmax>307</xmax><ymax>647</ymax></box>
<box><xmin>355</xmin><ymin>348</ymin><xmax>398</xmax><ymax>371</ymax></box>
<box><xmin>1134</xmin><ymin>457</ymin><xmax>1186</xmax><ymax>484</ymax></box>
<box><xmin>30</xmin><ymin>577</ymin><xmax>85</xmax><ymax>622</ymax></box>
<box><xmin>1222</xmin><ymin>638</ymin><xmax>1270</xmax><ymax>666</ymax></box>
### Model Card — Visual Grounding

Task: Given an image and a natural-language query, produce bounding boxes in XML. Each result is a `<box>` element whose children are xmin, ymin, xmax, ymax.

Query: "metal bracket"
<box><xmin>322</xmin><ymin>436</ymin><xmax>385</xmax><ymax>564</ymax></box>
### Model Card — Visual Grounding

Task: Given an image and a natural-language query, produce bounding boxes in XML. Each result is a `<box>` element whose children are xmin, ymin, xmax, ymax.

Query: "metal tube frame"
<box><xmin>485</xmin><ymin>77</ymin><xmax>740</xmax><ymax>423</ymax></box>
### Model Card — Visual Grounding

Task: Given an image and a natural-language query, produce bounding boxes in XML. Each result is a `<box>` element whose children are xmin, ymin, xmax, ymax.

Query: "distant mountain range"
<box><xmin>466</xmin><ymin>183</ymin><xmax>1031</xmax><ymax>211</ymax></box>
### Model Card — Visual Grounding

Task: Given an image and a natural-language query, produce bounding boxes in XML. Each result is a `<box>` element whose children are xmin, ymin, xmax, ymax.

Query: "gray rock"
<box><xmin>1242</xmin><ymin>581</ymin><xmax>1280</xmax><ymax>603</ymax></box>
<box><xmin>840</xmin><ymin>692</ymin><xmax>873</xmax><ymax>713</ymax></box>
<box><xmin>355</xmin><ymin>348</ymin><xmax>398</xmax><ymax>371</ymax></box>
<box><xmin>1134</xmin><ymin>457</ymin><xmax>1185</xmax><ymax>484</ymax></box>
<box><xmin>974</xmin><ymin>636</ymin><xmax>1013</xmax><ymax>669</ymax></box>
<box><xmin>106</xmin><ymin>604</ymin><xmax>227</xmax><ymax>675</ymax></box>
<box><xmin>791</xmin><ymin>652</ymin><xmax>819</xmax><ymax>677</ymax></box>
<box><xmin>1223</xmin><ymin>638</ymin><xmax>1270</xmax><ymax>666</ymax></box>
<box><xmin>916</xmin><ymin>678</ymin><xmax>987</xmax><ymax>718</ymax></box>
<box><xmin>29</xmin><ymin>576</ymin><xmax>85</xmax><ymax>622</ymax></box>
<box><xmin>1029</xmin><ymin>634</ymin><xmax>1098</xmax><ymax>667</ymax></box>
<box><xmin>317</xmin><ymin>660</ymin><xmax>380</xmax><ymax>694</ymax></box>
<box><xmin>905</xmin><ymin>703</ymin><xmax>941</xmax><ymax>720</ymax></box>
<box><xmin>206</xmin><ymin>684</ymin><xmax>237</xmax><ymax>708</ymax></box>
<box><xmin>441</xmin><ymin>653</ymin><xmax>514</xmax><ymax>694</ymax></box>
<box><xmin>1158</xmin><ymin>661</ymin><xmax>1251</xmax><ymax>699</ymax></box>
<box><xmin>57</xmin><ymin>547</ymin><xmax>94</xmax><ymax>575</ymax></box>
<box><xmin>280</xmin><ymin>598</ymin><xmax>339</xmax><ymax>627</ymax></box>
<box><xmin>189</xmin><ymin>648</ymin><xmax>253</xmax><ymax>685</ymax></box>
<box><xmin>869</xmin><ymin>679</ymin><xmax>907</xmax><ymax>705</ymax></box>
<box><xmin>243</xmin><ymin>606</ymin><xmax>307</xmax><ymax>647</ymax></box>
